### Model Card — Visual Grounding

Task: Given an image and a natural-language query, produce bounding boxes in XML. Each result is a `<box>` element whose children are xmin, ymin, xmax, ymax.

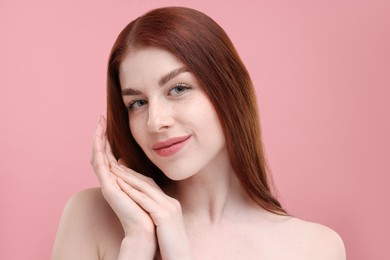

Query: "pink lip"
<box><xmin>152</xmin><ymin>135</ymin><xmax>191</xmax><ymax>157</ymax></box>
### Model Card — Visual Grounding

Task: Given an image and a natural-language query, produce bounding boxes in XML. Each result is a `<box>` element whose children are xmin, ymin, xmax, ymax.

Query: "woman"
<box><xmin>52</xmin><ymin>7</ymin><xmax>345</xmax><ymax>260</ymax></box>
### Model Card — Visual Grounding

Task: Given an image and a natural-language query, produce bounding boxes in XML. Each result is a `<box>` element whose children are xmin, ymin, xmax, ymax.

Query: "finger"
<box><xmin>114</xmin><ymin>163</ymin><xmax>161</xmax><ymax>189</ymax></box>
<box><xmin>118</xmin><ymin>164</ymin><xmax>157</xmax><ymax>184</ymax></box>
<box><xmin>92</xmin><ymin>117</ymin><xmax>111</xmax><ymax>182</ymax></box>
<box><xmin>116</xmin><ymin>176</ymin><xmax>181</xmax><ymax>228</ymax></box>
<box><xmin>105</xmin><ymin>139</ymin><xmax>117</xmax><ymax>164</ymax></box>
<box><xmin>93</xmin><ymin>117</ymin><xmax>104</xmax><ymax>147</ymax></box>
<box><xmin>116</xmin><ymin>177</ymin><xmax>160</xmax><ymax>215</ymax></box>
<box><xmin>111</xmin><ymin>164</ymin><xmax>164</xmax><ymax>201</ymax></box>
<box><xmin>100</xmin><ymin>116</ymin><xmax>110</xmax><ymax>166</ymax></box>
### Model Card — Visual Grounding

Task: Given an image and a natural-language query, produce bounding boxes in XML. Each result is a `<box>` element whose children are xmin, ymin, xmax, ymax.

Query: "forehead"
<box><xmin>119</xmin><ymin>47</ymin><xmax>185</xmax><ymax>90</ymax></box>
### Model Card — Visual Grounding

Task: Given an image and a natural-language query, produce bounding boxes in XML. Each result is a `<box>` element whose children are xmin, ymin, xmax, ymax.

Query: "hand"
<box><xmin>91</xmin><ymin>116</ymin><xmax>155</xmax><ymax>237</ymax></box>
<box><xmin>92</xmin><ymin>116</ymin><xmax>192</xmax><ymax>259</ymax></box>
<box><xmin>110</xmin><ymin>156</ymin><xmax>193</xmax><ymax>260</ymax></box>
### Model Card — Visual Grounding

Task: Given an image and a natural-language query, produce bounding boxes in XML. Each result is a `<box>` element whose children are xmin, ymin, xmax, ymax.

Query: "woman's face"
<box><xmin>119</xmin><ymin>47</ymin><xmax>229</xmax><ymax>180</ymax></box>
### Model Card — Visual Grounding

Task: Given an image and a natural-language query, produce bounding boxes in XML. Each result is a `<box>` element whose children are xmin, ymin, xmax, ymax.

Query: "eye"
<box><xmin>127</xmin><ymin>99</ymin><xmax>148</xmax><ymax>111</ymax></box>
<box><xmin>168</xmin><ymin>83</ymin><xmax>192</xmax><ymax>96</ymax></box>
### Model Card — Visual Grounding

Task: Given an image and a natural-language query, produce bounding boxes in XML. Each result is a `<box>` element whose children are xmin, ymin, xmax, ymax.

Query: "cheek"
<box><xmin>196</xmin><ymin>100</ymin><xmax>222</xmax><ymax>131</ymax></box>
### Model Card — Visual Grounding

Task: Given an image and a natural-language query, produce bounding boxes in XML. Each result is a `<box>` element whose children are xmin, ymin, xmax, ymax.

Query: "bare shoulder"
<box><xmin>284</xmin><ymin>216</ymin><xmax>346</xmax><ymax>260</ymax></box>
<box><xmin>52</xmin><ymin>188</ymin><xmax>123</xmax><ymax>260</ymax></box>
<box><xmin>62</xmin><ymin>187</ymin><xmax>114</xmax><ymax>219</ymax></box>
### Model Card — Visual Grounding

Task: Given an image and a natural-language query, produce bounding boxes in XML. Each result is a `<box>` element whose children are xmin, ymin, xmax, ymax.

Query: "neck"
<box><xmin>165</xmin><ymin>154</ymin><xmax>255</xmax><ymax>226</ymax></box>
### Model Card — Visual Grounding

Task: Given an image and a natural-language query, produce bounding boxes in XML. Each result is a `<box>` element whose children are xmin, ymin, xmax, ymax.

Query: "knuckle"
<box><xmin>164</xmin><ymin>198</ymin><xmax>182</xmax><ymax>215</ymax></box>
<box><xmin>143</xmin><ymin>179</ymin><xmax>153</xmax><ymax>189</ymax></box>
<box><xmin>172</xmin><ymin>198</ymin><xmax>181</xmax><ymax>209</ymax></box>
<box><xmin>171</xmin><ymin>199</ymin><xmax>182</xmax><ymax>213</ymax></box>
<box><xmin>144</xmin><ymin>176</ymin><xmax>156</xmax><ymax>186</ymax></box>
<box><xmin>155</xmin><ymin>208</ymin><xmax>170</xmax><ymax>220</ymax></box>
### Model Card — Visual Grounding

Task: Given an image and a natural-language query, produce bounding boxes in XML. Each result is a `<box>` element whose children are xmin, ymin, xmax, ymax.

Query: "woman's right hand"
<box><xmin>90</xmin><ymin>117</ymin><xmax>157</xmax><ymax>255</ymax></box>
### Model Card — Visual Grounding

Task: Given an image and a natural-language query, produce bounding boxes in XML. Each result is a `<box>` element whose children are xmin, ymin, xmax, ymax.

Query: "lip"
<box><xmin>152</xmin><ymin>135</ymin><xmax>191</xmax><ymax>157</ymax></box>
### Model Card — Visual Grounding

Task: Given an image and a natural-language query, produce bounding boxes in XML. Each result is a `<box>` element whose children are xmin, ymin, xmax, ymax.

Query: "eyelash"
<box><xmin>168</xmin><ymin>83</ymin><xmax>192</xmax><ymax>96</ymax></box>
<box><xmin>127</xmin><ymin>99</ymin><xmax>147</xmax><ymax>111</ymax></box>
<box><xmin>126</xmin><ymin>83</ymin><xmax>192</xmax><ymax>111</ymax></box>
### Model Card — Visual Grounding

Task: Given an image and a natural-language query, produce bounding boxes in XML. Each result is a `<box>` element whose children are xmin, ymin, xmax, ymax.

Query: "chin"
<box><xmin>162</xmin><ymin>171</ymin><xmax>194</xmax><ymax>181</ymax></box>
<box><xmin>159</xmin><ymin>166</ymin><xmax>197</xmax><ymax>181</ymax></box>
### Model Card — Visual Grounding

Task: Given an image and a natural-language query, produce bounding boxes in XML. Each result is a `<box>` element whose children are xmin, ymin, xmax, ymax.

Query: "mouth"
<box><xmin>152</xmin><ymin>135</ymin><xmax>191</xmax><ymax>157</ymax></box>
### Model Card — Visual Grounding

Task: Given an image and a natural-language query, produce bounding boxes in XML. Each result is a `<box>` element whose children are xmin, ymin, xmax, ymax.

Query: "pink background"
<box><xmin>1</xmin><ymin>0</ymin><xmax>389</xmax><ymax>259</ymax></box>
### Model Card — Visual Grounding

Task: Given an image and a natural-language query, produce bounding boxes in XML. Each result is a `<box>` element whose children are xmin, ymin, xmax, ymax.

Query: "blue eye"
<box><xmin>169</xmin><ymin>84</ymin><xmax>191</xmax><ymax>96</ymax></box>
<box><xmin>128</xmin><ymin>99</ymin><xmax>147</xmax><ymax>110</ymax></box>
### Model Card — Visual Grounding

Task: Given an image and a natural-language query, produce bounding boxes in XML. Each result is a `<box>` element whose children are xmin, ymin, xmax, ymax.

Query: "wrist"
<box><xmin>118</xmin><ymin>234</ymin><xmax>157</xmax><ymax>260</ymax></box>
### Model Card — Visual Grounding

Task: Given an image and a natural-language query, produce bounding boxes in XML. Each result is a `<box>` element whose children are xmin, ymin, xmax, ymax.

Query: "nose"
<box><xmin>147</xmin><ymin>99</ymin><xmax>174</xmax><ymax>133</ymax></box>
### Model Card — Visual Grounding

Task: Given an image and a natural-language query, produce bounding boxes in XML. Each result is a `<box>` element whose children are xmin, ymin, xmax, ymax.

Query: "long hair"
<box><xmin>106</xmin><ymin>7</ymin><xmax>286</xmax><ymax>214</ymax></box>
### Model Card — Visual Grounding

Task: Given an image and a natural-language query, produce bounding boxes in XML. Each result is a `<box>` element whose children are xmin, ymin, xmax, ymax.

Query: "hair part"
<box><xmin>106</xmin><ymin>7</ymin><xmax>286</xmax><ymax>214</ymax></box>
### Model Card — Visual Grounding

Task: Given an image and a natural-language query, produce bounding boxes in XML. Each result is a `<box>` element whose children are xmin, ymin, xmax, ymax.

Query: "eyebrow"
<box><xmin>158</xmin><ymin>66</ymin><xmax>189</xmax><ymax>86</ymax></box>
<box><xmin>121</xmin><ymin>66</ymin><xmax>189</xmax><ymax>96</ymax></box>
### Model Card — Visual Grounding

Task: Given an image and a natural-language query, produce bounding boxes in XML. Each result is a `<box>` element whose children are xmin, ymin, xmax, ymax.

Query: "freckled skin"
<box><xmin>119</xmin><ymin>47</ymin><xmax>226</xmax><ymax>181</ymax></box>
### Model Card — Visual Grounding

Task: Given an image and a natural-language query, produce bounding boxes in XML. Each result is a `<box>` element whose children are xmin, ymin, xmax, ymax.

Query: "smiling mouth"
<box><xmin>152</xmin><ymin>135</ymin><xmax>191</xmax><ymax>156</ymax></box>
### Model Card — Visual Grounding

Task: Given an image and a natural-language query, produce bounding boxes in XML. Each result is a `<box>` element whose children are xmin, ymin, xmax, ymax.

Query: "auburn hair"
<box><xmin>106</xmin><ymin>7</ymin><xmax>286</xmax><ymax>214</ymax></box>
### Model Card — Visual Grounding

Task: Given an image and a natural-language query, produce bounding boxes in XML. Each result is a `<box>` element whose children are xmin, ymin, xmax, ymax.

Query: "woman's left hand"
<box><xmin>109</xmin><ymin>160</ymin><xmax>193</xmax><ymax>260</ymax></box>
